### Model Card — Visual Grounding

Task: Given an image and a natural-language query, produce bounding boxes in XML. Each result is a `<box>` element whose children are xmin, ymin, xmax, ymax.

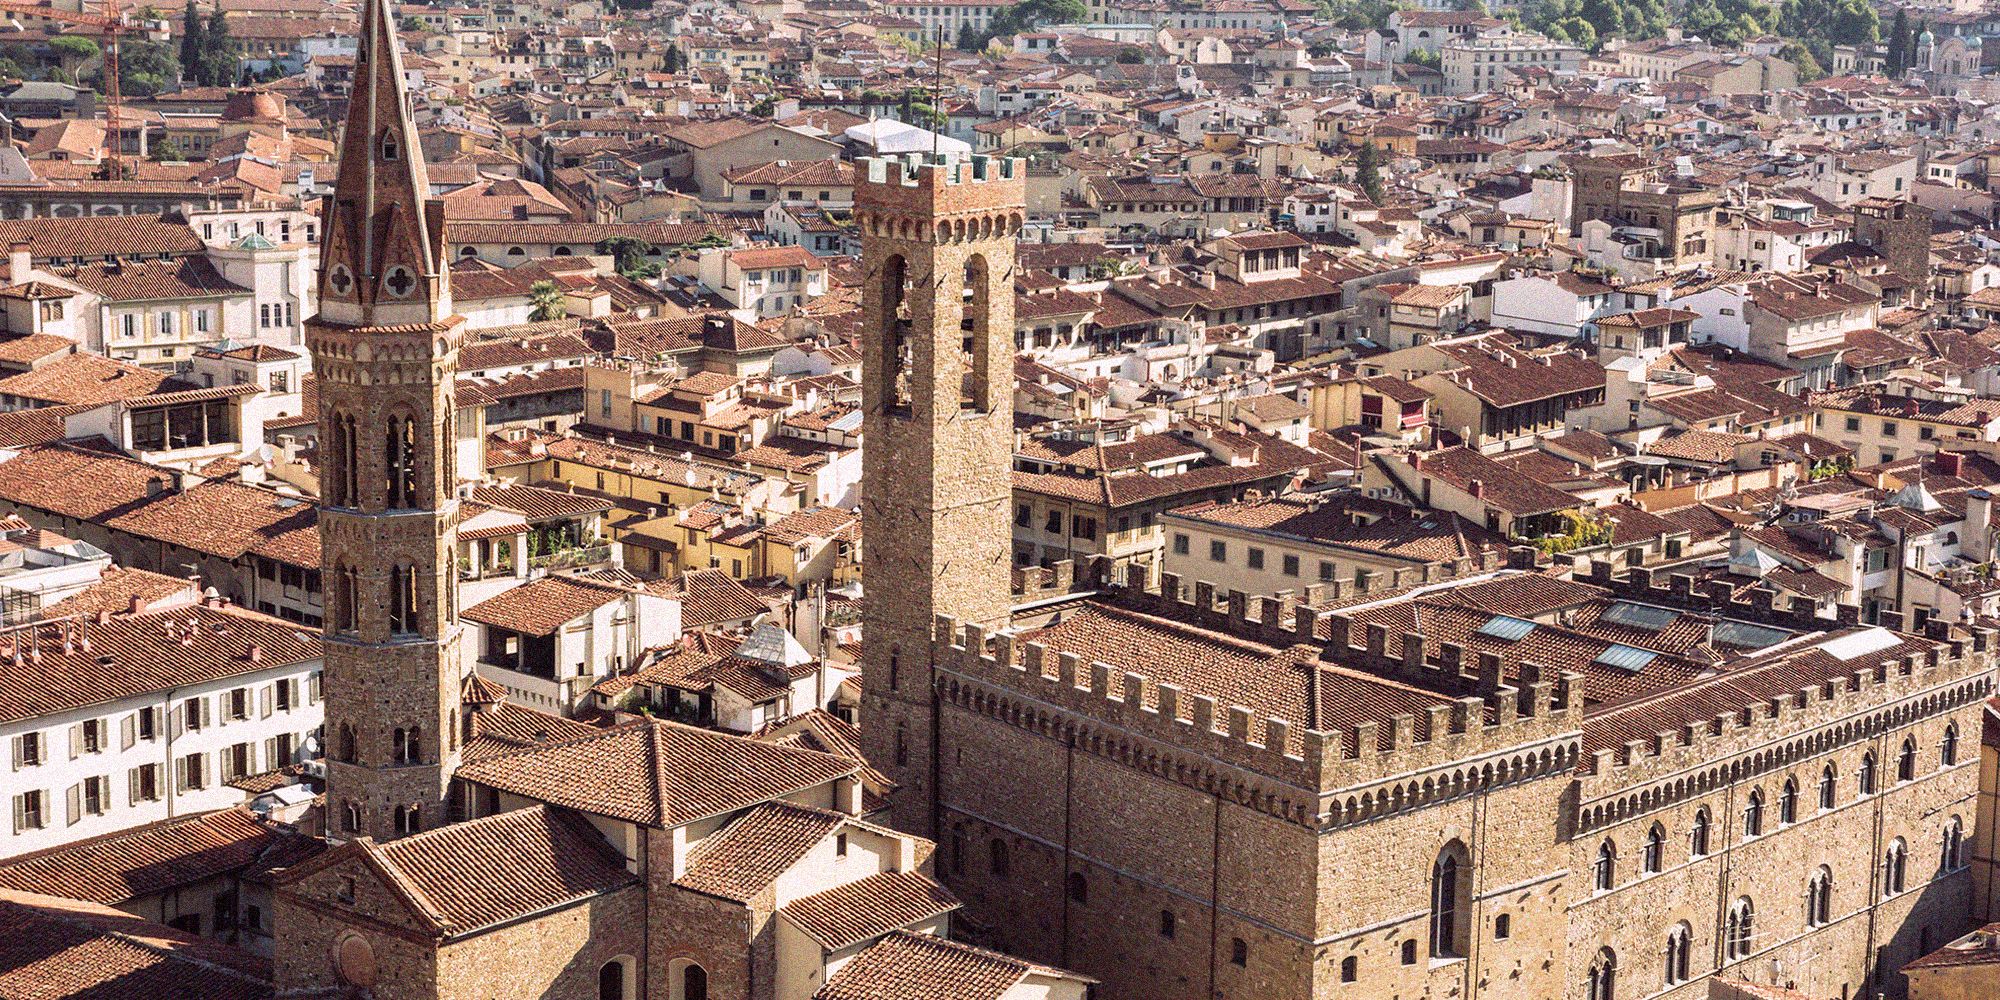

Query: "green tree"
<box><xmin>149</xmin><ymin>137</ymin><xmax>185</xmax><ymax>161</ymax></box>
<box><xmin>1779</xmin><ymin>39</ymin><xmax>1824</xmax><ymax>80</ymax></box>
<box><xmin>750</xmin><ymin>95</ymin><xmax>776</xmax><ymax>117</ymax></box>
<box><xmin>975</xmin><ymin>0</ymin><xmax>1087</xmax><ymax>45</ymax></box>
<box><xmin>1681</xmin><ymin>0</ymin><xmax>1774</xmax><ymax>47</ymax></box>
<box><xmin>178</xmin><ymin>0</ymin><xmax>202</xmax><ymax>80</ymax></box>
<box><xmin>189</xmin><ymin>5</ymin><xmax>233</xmax><ymax>86</ymax></box>
<box><xmin>0</xmin><ymin>57</ymin><xmax>23</xmax><ymax>80</ymax></box>
<box><xmin>663</xmin><ymin>43</ymin><xmax>681</xmax><ymax>72</ymax></box>
<box><xmin>528</xmin><ymin>281</ymin><xmax>566</xmax><ymax>322</ymax></box>
<box><xmin>1777</xmin><ymin>0</ymin><xmax>1876</xmax><ymax>50</ymax></box>
<box><xmin>596</xmin><ymin>236</ymin><xmax>660</xmax><ymax>279</ymax></box>
<box><xmin>401</xmin><ymin>14</ymin><xmax>427</xmax><ymax>32</ymax></box>
<box><xmin>1353</xmin><ymin>140</ymin><xmax>1384</xmax><ymax>204</ymax></box>
<box><xmin>1404</xmin><ymin>47</ymin><xmax>1440</xmax><ymax>69</ymax></box>
<box><xmin>1115</xmin><ymin>46</ymin><xmax>1144</xmax><ymax>63</ymax></box>
<box><xmin>1315</xmin><ymin>0</ymin><xmax>1407</xmax><ymax>30</ymax></box>
<box><xmin>1886</xmin><ymin>7</ymin><xmax>1908</xmax><ymax>75</ymax></box>
<box><xmin>47</xmin><ymin>35</ymin><xmax>99</xmax><ymax>74</ymax></box>
<box><xmin>102</xmin><ymin>39</ymin><xmax>177</xmax><ymax>96</ymax></box>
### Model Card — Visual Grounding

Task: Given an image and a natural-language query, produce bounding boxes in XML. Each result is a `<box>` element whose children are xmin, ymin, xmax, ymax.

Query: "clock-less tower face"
<box><xmin>305</xmin><ymin>0</ymin><xmax>468</xmax><ymax>845</ymax></box>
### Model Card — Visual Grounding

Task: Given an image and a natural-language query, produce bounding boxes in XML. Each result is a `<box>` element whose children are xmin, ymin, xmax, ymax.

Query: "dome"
<box><xmin>1968</xmin><ymin>33</ymin><xmax>1984</xmax><ymax>48</ymax></box>
<box><xmin>222</xmin><ymin>89</ymin><xmax>285</xmax><ymax>124</ymax></box>
<box><xmin>1919</xmin><ymin>28</ymin><xmax>1936</xmax><ymax>46</ymax></box>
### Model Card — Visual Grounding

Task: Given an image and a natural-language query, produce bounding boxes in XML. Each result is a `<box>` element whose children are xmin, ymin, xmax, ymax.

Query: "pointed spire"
<box><xmin>314</xmin><ymin>0</ymin><xmax>453</xmax><ymax>330</ymax></box>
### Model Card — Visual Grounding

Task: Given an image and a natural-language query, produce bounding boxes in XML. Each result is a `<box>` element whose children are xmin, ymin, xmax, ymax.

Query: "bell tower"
<box><xmin>308</xmin><ymin>0</ymin><xmax>466</xmax><ymax>844</ymax></box>
<box><xmin>854</xmin><ymin>154</ymin><xmax>1024</xmax><ymax>834</ymax></box>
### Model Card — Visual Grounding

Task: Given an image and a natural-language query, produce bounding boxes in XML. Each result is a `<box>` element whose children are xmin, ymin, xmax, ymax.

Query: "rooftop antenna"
<box><xmin>932</xmin><ymin>24</ymin><xmax>944</xmax><ymax>159</ymax></box>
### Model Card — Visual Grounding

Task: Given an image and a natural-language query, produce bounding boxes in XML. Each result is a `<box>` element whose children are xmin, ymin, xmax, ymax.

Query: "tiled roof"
<box><xmin>467</xmin><ymin>482</ymin><xmax>612</xmax><ymax>521</ymax></box>
<box><xmin>675</xmin><ymin>800</ymin><xmax>846</xmax><ymax>902</ymax></box>
<box><xmin>460</xmin><ymin>575</ymin><xmax>631</xmax><ymax>635</ymax></box>
<box><xmin>0</xmin><ymin>603</ymin><xmax>318</xmax><ymax>725</ymax></box>
<box><xmin>453</xmin><ymin>719</ymin><xmax>859</xmax><ymax>827</ymax></box>
<box><xmin>0</xmin><ymin>353</ymin><xmax>181</xmax><ymax>406</ymax></box>
<box><xmin>0</xmin><ymin>215</ymin><xmax>205</xmax><ymax>260</ymax></box>
<box><xmin>364</xmin><ymin>805</ymin><xmax>638</xmax><ymax>937</ymax></box>
<box><xmin>817</xmin><ymin>930</ymin><xmax>1081</xmax><ymax>1000</ymax></box>
<box><xmin>0</xmin><ymin>807</ymin><xmax>320</xmax><ymax>905</ymax></box>
<box><xmin>780</xmin><ymin>870</ymin><xmax>959</xmax><ymax>951</ymax></box>
<box><xmin>0</xmin><ymin>890</ymin><xmax>272</xmax><ymax>1000</ymax></box>
<box><xmin>1169</xmin><ymin>495</ymin><xmax>1503</xmax><ymax>564</ymax></box>
<box><xmin>669</xmin><ymin>567</ymin><xmax>772</xmax><ymax>628</ymax></box>
<box><xmin>53</xmin><ymin>255</ymin><xmax>249</xmax><ymax>302</ymax></box>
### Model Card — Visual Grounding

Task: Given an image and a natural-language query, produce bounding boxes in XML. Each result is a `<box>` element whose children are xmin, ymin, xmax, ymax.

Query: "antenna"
<box><xmin>932</xmin><ymin>24</ymin><xmax>943</xmax><ymax>159</ymax></box>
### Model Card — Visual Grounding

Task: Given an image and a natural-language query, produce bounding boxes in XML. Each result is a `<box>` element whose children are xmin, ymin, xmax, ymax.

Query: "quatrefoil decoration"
<box><xmin>383</xmin><ymin>265</ymin><xmax>416</xmax><ymax>298</ymax></box>
<box><xmin>327</xmin><ymin>264</ymin><xmax>353</xmax><ymax>295</ymax></box>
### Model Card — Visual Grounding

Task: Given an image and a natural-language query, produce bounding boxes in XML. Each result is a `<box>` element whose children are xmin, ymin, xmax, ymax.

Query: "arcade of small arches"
<box><xmin>1576</xmin><ymin>676</ymin><xmax>1988</xmax><ymax>834</ymax></box>
<box><xmin>1326</xmin><ymin>741</ymin><xmax>1581</xmax><ymax>829</ymax></box>
<box><xmin>856</xmin><ymin>208</ymin><xmax>1026</xmax><ymax>244</ymax></box>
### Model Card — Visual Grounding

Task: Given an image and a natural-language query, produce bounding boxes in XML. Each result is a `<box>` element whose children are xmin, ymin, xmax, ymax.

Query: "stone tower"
<box><xmin>307</xmin><ymin>0</ymin><xmax>467</xmax><ymax>844</ymax></box>
<box><xmin>855</xmin><ymin>154</ymin><xmax>1024</xmax><ymax>835</ymax></box>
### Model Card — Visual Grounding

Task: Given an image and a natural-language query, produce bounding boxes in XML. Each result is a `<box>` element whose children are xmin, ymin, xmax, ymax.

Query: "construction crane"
<box><xmin>0</xmin><ymin>0</ymin><xmax>130</xmax><ymax>178</ymax></box>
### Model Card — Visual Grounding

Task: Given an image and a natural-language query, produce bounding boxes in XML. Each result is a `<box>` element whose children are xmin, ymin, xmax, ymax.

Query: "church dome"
<box><xmin>222</xmin><ymin>89</ymin><xmax>285</xmax><ymax>124</ymax></box>
<box><xmin>1919</xmin><ymin>28</ymin><xmax>1936</xmax><ymax>47</ymax></box>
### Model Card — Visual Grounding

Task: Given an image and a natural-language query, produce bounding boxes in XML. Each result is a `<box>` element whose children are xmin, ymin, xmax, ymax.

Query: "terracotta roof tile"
<box><xmin>816</xmin><ymin>930</ymin><xmax>1084</xmax><ymax>1000</ymax></box>
<box><xmin>780</xmin><ymin>869</ymin><xmax>959</xmax><ymax>950</ymax></box>
<box><xmin>0</xmin><ymin>890</ymin><xmax>271</xmax><ymax>1000</ymax></box>
<box><xmin>365</xmin><ymin>805</ymin><xmax>638</xmax><ymax>936</ymax></box>
<box><xmin>0</xmin><ymin>807</ymin><xmax>320</xmax><ymax>905</ymax></box>
<box><xmin>675</xmin><ymin>800</ymin><xmax>846</xmax><ymax>902</ymax></box>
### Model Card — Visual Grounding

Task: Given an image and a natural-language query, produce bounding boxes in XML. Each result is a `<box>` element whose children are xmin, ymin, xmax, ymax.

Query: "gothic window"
<box><xmin>1159</xmin><ymin>909</ymin><xmax>1175</xmax><ymax>939</ymax></box>
<box><xmin>1431</xmin><ymin>841</ymin><xmax>1469</xmax><ymax>958</ymax></box>
<box><xmin>989</xmin><ymin>837</ymin><xmax>1010</xmax><ymax>878</ymax></box>
<box><xmin>887</xmin><ymin>648</ymin><xmax>899</xmax><ymax>691</ymax></box>
<box><xmin>959</xmin><ymin>254</ymin><xmax>994</xmax><ymax>414</ymax></box>
<box><xmin>1594</xmin><ymin>838</ymin><xmax>1616</xmax><ymax>891</ymax></box>
<box><xmin>1586</xmin><ymin>947</ymin><xmax>1616</xmax><ymax>1000</ymax></box>
<box><xmin>1743</xmin><ymin>788</ymin><xmax>1764</xmax><ymax>838</ymax></box>
<box><xmin>1724</xmin><ymin>897</ymin><xmax>1754</xmax><ymax>960</ymax></box>
<box><xmin>893</xmin><ymin>722</ymin><xmax>907</xmax><ymax>767</ymax></box>
<box><xmin>598</xmin><ymin>960</ymin><xmax>627</xmax><ymax>1000</ymax></box>
<box><xmin>380</xmin><ymin>130</ymin><xmax>398</xmax><ymax>162</ymax></box>
<box><xmin>1663</xmin><ymin>924</ymin><xmax>1691</xmax><ymax>985</ymax></box>
<box><xmin>1819</xmin><ymin>764</ymin><xmax>1837</xmax><ymax>810</ymax></box>
<box><xmin>1690</xmin><ymin>808</ymin><xmax>1711</xmax><ymax>856</ymax></box>
<box><xmin>388</xmin><ymin>564</ymin><xmax>417</xmax><ymax>635</ymax></box>
<box><xmin>1340</xmin><ymin>956</ymin><xmax>1357</xmax><ymax>982</ymax></box>
<box><xmin>1067</xmin><ymin>871</ymin><xmax>1087</xmax><ymax>905</ymax></box>
<box><xmin>1944</xmin><ymin>817</ymin><xmax>1965</xmax><ymax>871</ymax></box>
<box><xmin>680</xmin><ymin>964</ymin><xmax>707</xmax><ymax>1000</ymax></box>
<box><xmin>1885</xmin><ymin>838</ymin><xmax>1908</xmax><ymax>895</ymax></box>
<box><xmin>393</xmin><ymin>727</ymin><xmax>420</xmax><ymax>765</ymax></box>
<box><xmin>1780</xmin><ymin>778</ymin><xmax>1799</xmax><ymax>825</ymax></box>
<box><xmin>1942</xmin><ymin>724</ymin><xmax>1960</xmax><ymax>767</ymax></box>
<box><xmin>1897</xmin><ymin>737</ymin><xmax>1917</xmax><ymax>782</ymax></box>
<box><xmin>875</xmin><ymin>253</ymin><xmax>915</xmax><ymax>414</ymax></box>
<box><xmin>393</xmin><ymin>804</ymin><xmax>420</xmax><ymax>835</ymax></box>
<box><xmin>335</xmin><ymin>565</ymin><xmax>358</xmax><ymax>632</ymax></box>
<box><xmin>337</xmin><ymin>723</ymin><xmax>356</xmax><ymax>763</ymax></box>
<box><xmin>1807</xmin><ymin>866</ymin><xmax>1832</xmax><ymax>926</ymax></box>
<box><xmin>1859</xmin><ymin>752</ymin><xmax>1877</xmax><ymax>795</ymax></box>
<box><xmin>385</xmin><ymin>416</ymin><xmax>417</xmax><ymax>508</ymax></box>
<box><xmin>1642</xmin><ymin>824</ymin><xmax>1664</xmax><ymax>874</ymax></box>
<box><xmin>342</xmin><ymin>800</ymin><xmax>359</xmax><ymax>832</ymax></box>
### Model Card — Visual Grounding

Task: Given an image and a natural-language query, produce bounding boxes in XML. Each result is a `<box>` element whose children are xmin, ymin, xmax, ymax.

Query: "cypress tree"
<box><xmin>179</xmin><ymin>0</ymin><xmax>203</xmax><ymax>83</ymax></box>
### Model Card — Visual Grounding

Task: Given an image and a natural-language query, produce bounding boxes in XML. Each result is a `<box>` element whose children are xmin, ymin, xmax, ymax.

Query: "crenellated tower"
<box><xmin>854</xmin><ymin>154</ymin><xmax>1024</xmax><ymax>835</ymax></box>
<box><xmin>308</xmin><ymin>0</ymin><xmax>466</xmax><ymax>844</ymax></box>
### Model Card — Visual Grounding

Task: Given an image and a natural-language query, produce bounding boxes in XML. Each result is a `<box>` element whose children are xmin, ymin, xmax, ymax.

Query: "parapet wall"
<box><xmin>854</xmin><ymin>153</ymin><xmax>1026</xmax><ymax>218</ymax></box>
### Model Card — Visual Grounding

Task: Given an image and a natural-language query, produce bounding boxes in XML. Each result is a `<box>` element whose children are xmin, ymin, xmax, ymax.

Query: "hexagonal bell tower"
<box><xmin>307</xmin><ymin>0</ymin><xmax>467</xmax><ymax>844</ymax></box>
<box><xmin>854</xmin><ymin>153</ymin><xmax>1025</xmax><ymax>835</ymax></box>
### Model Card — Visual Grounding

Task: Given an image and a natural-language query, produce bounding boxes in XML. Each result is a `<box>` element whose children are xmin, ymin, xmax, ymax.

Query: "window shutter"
<box><xmin>264</xmin><ymin>737</ymin><xmax>277</xmax><ymax>770</ymax></box>
<box><xmin>200</xmin><ymin>699</ymin><xmax>212</xmax><ymax>728</ymax></box>
<box><xmin>260</xmin><ymin>686</ymin><xmax>273</xmax><ymax>719</ymax></box>
<box><xmin>128</xmin><ymin>768</ymin><xmax>139</xmax><ymax>806</ymax></box>
<box><xmin>64</xmin><ymin>784</ymin><xmax>78</xmax><ymax>826</ymax></box>
<box><xmin>121</xmin><ymin>713</ymin><xmax>135</xmax><ymax>749</ymax></box>
<box><xmin>174</xmin><ymin>756</ymin><xmax>187</xmax><ymax>793</ymax></box>
<box><xmin>169</xmin><ymin>703</ymin><xmax>184</xmax><ymax>739</ymax></box>
<box><xmin>11</xmin><ymin>795</ymin><xmax>21</xmax><ymax>834</ymax></box>
<box><xmin>8</xmin><ymin>736</ymin><xmax>18</xmax><ymax>771</ymax></box>
<box><xmin>309</xmin><ymin>673</ymin><xmax>321</xmax><ymax>704</ymax></box>
<box><xmin>68</xmin><ymin>725</ymin><xmax>81</xmax><ymax>760</ymax></box>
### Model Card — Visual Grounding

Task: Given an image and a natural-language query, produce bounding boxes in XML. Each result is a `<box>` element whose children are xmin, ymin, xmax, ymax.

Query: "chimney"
<box><xmin>1938</xmin><ymin>451</ymin><xmax>1964</xmax><ymax>478</ymax></box>
<box><xmin>1469</xmin><ymin>479</ymin><xmax>1485</xmax><ymax>498</ymax></box>
<box><xmin>7</xmin><ymin>241</ymin><xmax>28</xmax><ymax>283</ymax></box>
<box><xmin>246</xmin><ymin>644</ymin><xmax>264</xmax><ymax>662</ymax></box>
<box><xmin>128</xmin><ymin>594</ymin><xmax>146</xmax><ymax>615</ymax></box>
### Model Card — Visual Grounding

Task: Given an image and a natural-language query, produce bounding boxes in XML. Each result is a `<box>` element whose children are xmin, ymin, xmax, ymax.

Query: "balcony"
<box><xmin>529</xmin><ymin>543</ymin><xmax>611</xmax><ymax>571</ymax></box>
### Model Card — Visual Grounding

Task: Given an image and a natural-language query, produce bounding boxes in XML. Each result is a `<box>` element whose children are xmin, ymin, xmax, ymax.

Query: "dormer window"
<box><xmin>380</xmin><ymin>131</ymin><xmax>399</xmax><ymax>161</ymax></box>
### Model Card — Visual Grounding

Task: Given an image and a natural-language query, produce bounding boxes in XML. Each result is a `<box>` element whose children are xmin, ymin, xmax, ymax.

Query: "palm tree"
<box><xmin>528</xmin><ymin>281</ymin><xmax>565</xmax><ymax>322</ymax></box>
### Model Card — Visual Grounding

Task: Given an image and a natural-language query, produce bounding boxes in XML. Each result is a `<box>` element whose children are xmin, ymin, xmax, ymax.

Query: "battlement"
<box><xmin>1578</xmin><ymin>557</ymin><xmax>1849</xmax><ymax>632</ymax></box>
<box><xmin>1575</xmin><ymin>625</ymin><xmax>1995</xmax><ymax>825</ymax></box>
<box><xmin>855</xmin><ymin>153</ymin><xmax>1026</xmax><ymax>217</ymax></box>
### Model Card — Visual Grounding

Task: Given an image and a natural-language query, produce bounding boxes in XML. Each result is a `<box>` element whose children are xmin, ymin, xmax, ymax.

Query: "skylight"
<box><xmin>1818</xmin><ymin>628</ymin><xmax>1902</xmax><ymax>662</ymax></box>
<box><xmin>1600</xmin><ymin>601</ymin><xmax>1680</xmax><ymax>632</ymax></box>
<box><xmin>1594</xmin><ymin>644</ymin><xmax>1659</xmax><ymax>671</ymax></box>
<box><xmin>1476</xmin><ymin>615</ymin><xmax>1536</xmax><ymax>642</ymax></box>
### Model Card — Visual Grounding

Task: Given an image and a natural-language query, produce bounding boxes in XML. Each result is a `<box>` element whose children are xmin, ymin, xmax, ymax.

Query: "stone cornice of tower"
<box><xmin>313</xmin><ymin>0</ymin><xmax>454</xmax><ymax>332</ymax></box>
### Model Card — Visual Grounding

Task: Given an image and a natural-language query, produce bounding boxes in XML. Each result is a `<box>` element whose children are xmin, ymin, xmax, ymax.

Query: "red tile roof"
<box><xmin>0</xmin><ymin>890</ymin><xmax>272</xmax><ymax>1000</ymax></box>
<box><xmin>780</xmin><ymin>870</ymin><xmax>959</xmax><ymax>951</ymax></box>
<box><xmin>0</xmin><ymin>807</ymin><xmax>320</xmax><ymax>905</ymax></box>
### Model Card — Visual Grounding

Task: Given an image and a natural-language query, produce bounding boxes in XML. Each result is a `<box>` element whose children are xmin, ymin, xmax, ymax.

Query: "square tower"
<box><xmin>855</xmin><ymin>154</ymin><xmax>1024</xmax><ymax>835</ymax></box>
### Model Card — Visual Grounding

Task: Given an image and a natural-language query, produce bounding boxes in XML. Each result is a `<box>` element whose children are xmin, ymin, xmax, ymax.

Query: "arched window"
<box><xmin>1725</xmin><ymin>897</ymin><xmax>1754</xmax><ymax>960</ymax></box>
<box><xmin>1587</xmin><ymin>947</ymin><xmax>1617</xmax><ymax>1000</ymax></box>
<box><xmin>1340</xmin><ymin>955</ymin><xmax>1357</xmax><ymax>982</ymax></box>
<box><xmin>598</xmin><ymin>959</ymin><xmax>628</xmax><ymax>1000</ymax></box>
<box><xmin>1944</xmin><ymin>817</ymin><xmax>1965</xmax><ymax>871</ymax></box>
<box><xmin>337</xmin><ymin>723</ymin><xmax>356</xmax><ymax>763</ymax></box>
<box><xmin>1159</xmin><ymin>909</ymin><xmax>1176</xmax><ymax>939</ymax></box>
<box><xmin>948</xmin><ymin>827</ymin><xmax>965</xmax><ymax>875</ymax></box>
<box><xmin>385</xmin><ymin>416</ymin><xmax>417</xmax><ymax>508</ymax></box>
<box><xmin>1664</xmin><ymin>924</ymin><xmax>1691</xmax><ymax>985</ymax></box>
<box><xmin>391</xmin><ymin>727</ymin><xmax>405</xmax><ymax>764</ymax></box>
<box><xmin>1431</xmin><ymin>841</ymin><xmax>1469</xmax><ymax>957</ymax></box>
<box><xmin>1820</xmin><ymin>764</ymin><xmax>1837</xmax><ymax>810</ymax></box>
<box><xmin>1943</xmin><ymin>724</ymin><xmax>1960</xmax><ymax>767</ymax></box>
<box><xmin>393</xmin><ymin>803</ymin><xmax>420</xmax><ymax>835</ymax></box>
<box><xmin>1494</xmin><ymin>914</ymin><xmax>1511</xmax><ymax>939</ymax></box>
<box><xmin>379</xmin><ymin>130</ymin><xmax>398</xmax><ymax>162</ymax></box>
<box><xmin>1234</xmin><ymin>938</ymin><xmax>1250</xmax><ymax>967</ymax></box>
<box><xmin>1807</xmin><ymin>866</ymin><xmax>1832</xmax><ymax>926</ymax></box>
<box><xmin>887</xmin><ymin>649</ymin><xmax>899</xmax><ymax>691</ymax></box>
<box><xmin>1594</xmin><ymin>839</ymin><xmax>1616</xmax><ymax>891</ymax></box>
<box><xmin>506</xmin><ymin>246</ymin><xmax>525</xmax><ymax>256</ymax></box>
<box><xmin>960</xmin><ymin>253</ymin><xmax>994</xmax><ymax>414</ymax></box>
<box><xmin>1067</xmin><ymin>871</ymin><xmax>1088</xmax><ymax>905</ymax></box>
<box><xmin>1642</xmin><ymin>824</ymin><xmax>1664</xmax><ymax>874</ymax></box>
<box><xmin>1884</xmin><ymin>839</ymin><xmax>1908</xmax><ymax>896</ymax></box>
<box><xmin>990</xmin><ymin>838</ymin><xmax>1009</xmax><ymax>878</ymax></box>
<box><xmin>1780</xmin><ymin>778</ymin><xmax>1799</xmax><ymax>825</ymax></box>
<box><xmin>342</xmin><ymin>800</ymin><xmax>359</xmax><ymax>832</ymax></box>
<box><xmin>680</xmin><ymin>962</ymin><xmax>708</xmax><ymax>1000</ymax></box>
<box><xmin>875</xmin><ymin>253</ymin><xmax>914</xmax><ymax>413</ymax></box>
<box><xmin>335</xmin><ymin>566</ymin><xmax>358</xmax><ymax>632</ymax></box>
<box><xmin>1743</xmin><ymin>788</ymin><xmax>1764</xmax><ymax>838</ymax></box>
<box><xmin>1898</xmin><ymin>737</ymin><xmax>1917</xmax><ymax>782</ymax></box>
<box><xmin>1859</xmin><ymin>752</ymin><xmax>1877</xmax><ymax>795</ymax></box>
<box><xmin>893</xmin><ymin>722</ymin><xmax>908</xmax><ymax>768</ymax></box>
<box><xmin>1690</xmin><ymin>808</ymin><xmax>1711</xmax><ymax>857</ymax></box>
<box><xmin>388</xmin><ymin>565</ymin><xmax>417</xmax><ymax>634</ymax></box>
